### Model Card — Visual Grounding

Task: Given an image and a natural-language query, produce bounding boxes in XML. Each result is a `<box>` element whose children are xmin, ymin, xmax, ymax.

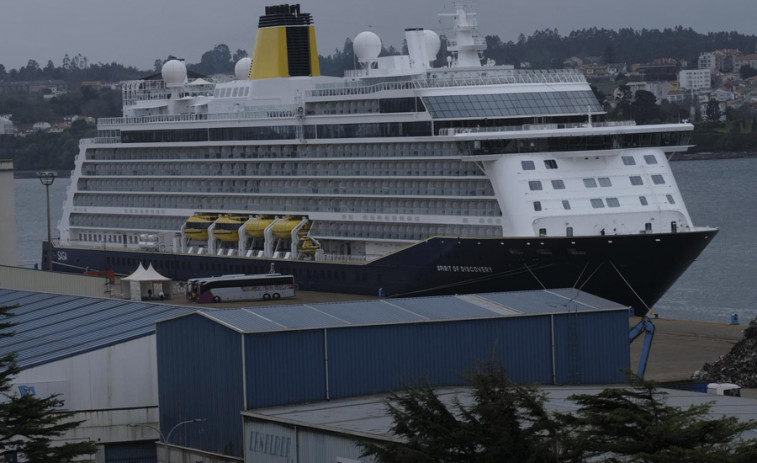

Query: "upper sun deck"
<box><xmin>104</xmin><ymin>68</ymin><xmax>592</xmax><ymax>129</ymax></box>
<box><xmin>310</xmin><ymin>68</ymin><xmax>588</xmax><ymax>98</ymax></box>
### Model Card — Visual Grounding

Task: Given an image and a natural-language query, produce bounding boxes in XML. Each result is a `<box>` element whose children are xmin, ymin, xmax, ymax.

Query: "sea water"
<box><xmin>12</xmin><ymin>158</ymin><xmax>757</xmax><ymax>323</ymax></box>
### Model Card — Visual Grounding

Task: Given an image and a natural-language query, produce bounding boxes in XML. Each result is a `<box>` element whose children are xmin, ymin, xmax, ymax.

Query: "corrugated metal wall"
<box><xmin>552</xmin><ymin>310</ymin><xmax>629</xmax><ymax>384</ymax></box>
<box><xmin>156</xmin><ymin>314</ymin><xmax>245</xmax><ymax>457</ymax></box>
<box><xmin>245</xmin><ymin>330</ymin><xmax>327</xmax><ymax>409</ymax></box>
<box><xmin>104</xmin><ymin>441</ymin><xmax>156</xmax><ymax>463</ymax></box>
<box><xmin>326</xmin><ymin>316</ymin><xmax>554</xmax><ymax>399</ymax></box>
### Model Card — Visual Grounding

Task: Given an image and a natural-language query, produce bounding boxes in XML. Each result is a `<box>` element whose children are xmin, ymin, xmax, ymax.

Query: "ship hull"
<box><xmin>43</xmin><ymin>229</ymin><xmax>716</xmax><ymax>314</ymax></box>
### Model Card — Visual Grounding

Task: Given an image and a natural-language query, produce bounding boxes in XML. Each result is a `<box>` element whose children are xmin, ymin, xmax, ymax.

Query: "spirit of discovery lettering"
<box><xmin>436</xmin><ymin>265</ymin><xmax>493</xmax><ymax>273</ymax></box>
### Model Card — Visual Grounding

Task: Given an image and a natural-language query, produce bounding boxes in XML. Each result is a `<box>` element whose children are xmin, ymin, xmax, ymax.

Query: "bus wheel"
<box><xmin>213</xmin><ymin>296</ymin><xmax>221</xmax><ymax>303</ymax></box>
<box><xmin>263</xmin><ymin>293</ymin><xmax>271</xmax><ymax>300</ymax></box>
<box><xmin>272</xmin><ymin>293</ymin><xmax>280</xmax><ymax>300</ymax></box>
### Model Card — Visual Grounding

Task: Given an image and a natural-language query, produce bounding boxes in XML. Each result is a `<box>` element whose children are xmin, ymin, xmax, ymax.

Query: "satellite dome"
<box><xmin>161</xmin><ymin>59</ymin><xmax>187</xmax><ymax>86</ymax></box>
<box><xmin>235</xmin><ymin>57</ymin><xmax>252</xmax><ymax>80</ymax></box>
<box><xmin>424</xmin><ymin>30</ymin><xmax>441</xmax><ymax>60</ymax></box>
<box><xmin>353</xmin><ymin>31</ymin><xmax>382</xmax><ymax>63</ymax></box>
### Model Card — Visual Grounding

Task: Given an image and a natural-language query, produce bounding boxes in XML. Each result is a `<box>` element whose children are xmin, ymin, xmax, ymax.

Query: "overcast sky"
<box><xmin>1</xmin><ymin>0</ymin><xmax>756</xmax><ymax>71</ymax></box>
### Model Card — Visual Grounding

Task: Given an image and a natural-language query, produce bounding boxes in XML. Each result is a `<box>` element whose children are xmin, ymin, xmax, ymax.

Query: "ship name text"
<box><xmin>436</xmin><ymin>265</ymin><xmax>493</xmax><ymax>273</ymax></box>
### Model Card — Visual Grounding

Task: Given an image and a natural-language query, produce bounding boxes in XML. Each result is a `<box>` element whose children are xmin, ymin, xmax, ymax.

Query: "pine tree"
<box><xmin>358</xmin><ymin>362</ymin><xmax>560</xmax><ymax>462</ymax></box>
<box><xmin>0</xmin><ymin>305</ymin><xmax>98</xmax><ymax>462</ymax></box>
<box><xmin>558</xmin><ymin>374</ymin><xmax>757</xmax><ymax>462</ymax></box>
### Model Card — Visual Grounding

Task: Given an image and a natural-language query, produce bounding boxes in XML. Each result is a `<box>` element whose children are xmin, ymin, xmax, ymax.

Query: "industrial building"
<box><xmin>0</xmin><ymin>288</ymin><xmax>199</xmax><ymax>462</ymax></box>
<box><xmin>156</xmin><ymin>288</ymin><xmax>631</xmax><ymax>461</ymax></box>
<box><xmin>0</xmin><ymin>286</ymin><xmax>632</xmax><ymax>462</ymax></box>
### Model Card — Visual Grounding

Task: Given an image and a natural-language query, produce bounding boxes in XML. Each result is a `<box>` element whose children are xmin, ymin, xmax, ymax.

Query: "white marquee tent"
<box><xmin>121</xmin><ymin>263</ymin><xmax>171</xmax><ymax>301</ymax></box>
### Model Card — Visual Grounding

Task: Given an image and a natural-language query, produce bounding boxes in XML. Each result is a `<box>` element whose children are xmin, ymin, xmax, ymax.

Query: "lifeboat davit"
<box><xmin>184</xmin><ymin>213</ymin><xmax>218</xmax><ymax>241</ymax></box>
<box><xmin>271</xmin><ymin>217</ymin><xmax>303</xmax><ymax>239</ymax></box>
<box><xmin>213</xmin><ymin>215</ymin><xmax>248</xmax><ymax>242</ymax></box>
<box><xmin>245</xmin><ymin>215</ymin><xmax>274</xmax><ymax>239</ymax></box>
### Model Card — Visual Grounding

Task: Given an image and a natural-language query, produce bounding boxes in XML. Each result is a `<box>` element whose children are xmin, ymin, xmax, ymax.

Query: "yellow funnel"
<box><xmin>250</xmin><ymin>4</ymin><xmax>320</xmax><ymax>80</ymax></box>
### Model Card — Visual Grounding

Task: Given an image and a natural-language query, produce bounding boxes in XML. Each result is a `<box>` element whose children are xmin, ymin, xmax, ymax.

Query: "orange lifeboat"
<box><xmin>184</xmin><ymin>213</ymin><xmax>218</xmax><ymax>241</ymax></box>
<box><xmin>245</xmin><ymin>215</ymin><xmax>274</xmax><ymax>239</ymax></box>
<box><xmin>213</xmin><ymin>215</ymin><xmax>248</xmax><ymax>242</ymax></box>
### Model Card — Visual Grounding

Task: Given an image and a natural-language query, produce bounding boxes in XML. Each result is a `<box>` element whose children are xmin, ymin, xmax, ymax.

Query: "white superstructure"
<box><xmin>58</xmin><ymin>4</ymin><xmax>699</xmax><ymax>267</ymax></box>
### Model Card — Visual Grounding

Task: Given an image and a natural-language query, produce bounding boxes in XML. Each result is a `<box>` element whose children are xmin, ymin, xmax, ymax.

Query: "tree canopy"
<box><xmin>361</xmin><ymin>366</ymin><xmax>757</xmax><ymax>463</ymax></box>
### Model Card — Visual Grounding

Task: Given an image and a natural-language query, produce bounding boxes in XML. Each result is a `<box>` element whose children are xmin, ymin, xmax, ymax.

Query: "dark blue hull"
<box><xmin>44</xmin><ymin>229</ymin><xmax>717</xmax><ymax>314</ymax></box>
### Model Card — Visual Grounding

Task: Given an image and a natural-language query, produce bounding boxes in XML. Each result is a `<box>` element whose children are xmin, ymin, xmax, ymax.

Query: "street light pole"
<box><xmin>37</xmin><ymin>171</ymin><xmax>56</xmax><ymax>271</ymax></box>
<box><xmin>128</xmin><ymin>418</ymin><xmax>205</xmax><ymax>463</ymax></box>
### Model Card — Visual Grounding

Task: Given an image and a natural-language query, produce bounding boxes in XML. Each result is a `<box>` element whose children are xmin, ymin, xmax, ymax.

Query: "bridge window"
<box><xmin>521</xmin><ymin>160</ymin><xmax>535</xmax><ymax>170</ymax></box>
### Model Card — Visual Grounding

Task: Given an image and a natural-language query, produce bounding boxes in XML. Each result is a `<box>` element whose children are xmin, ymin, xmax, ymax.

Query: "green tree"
<box><xmin>559</xmin><ymin>374</ymin><xmax>757</xmax><ymax>462</ymax></box>
<box><xmin>631</xmin><ymin>89</ymin><xmax>663</xmax><ymax>124</ymax></box>
<box><xmin>0</xmin><ymin>305</ymin><xmax>97</xmax><ymax>462</ymax></box>
<box><xmin>359</xmin><ymin>363</ymin><xmax>560</xmax><ymax>462</ymax></box>
<box><xmin>706</xmin><ymin>99</ymin><xmax>722</xmax><ymax>121</ymax></box>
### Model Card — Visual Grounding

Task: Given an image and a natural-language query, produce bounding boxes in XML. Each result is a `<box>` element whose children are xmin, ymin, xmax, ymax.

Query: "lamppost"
<box><xmin>128</xmin><ymin>418</ymin><xmax>206</xmax><ymax>463</ymax></box>
<box><xmin>37</xmin><ymin>171</ymin><xmax>56</xmax><ymax>271</ymax></box>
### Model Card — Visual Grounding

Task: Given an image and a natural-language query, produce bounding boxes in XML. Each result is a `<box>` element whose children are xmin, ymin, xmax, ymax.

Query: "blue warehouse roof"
<box><xmin>0</xmin><ymin>289</ymin><xmax>198</xmax><ymax>369</ymax></box>
<box><xmin>0</xmin><ymin>287</ymin><xmax>625</xmax><ymax>370</ymax></box>
<box><xmin>194</xmin><ymin>288</ymin><xmax>626</xmax><ymax>334</ymax></box>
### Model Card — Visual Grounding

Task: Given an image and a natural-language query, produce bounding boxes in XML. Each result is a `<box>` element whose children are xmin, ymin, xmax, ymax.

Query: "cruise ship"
<box><xmin>47</xmin><ymin>4</ymin><xmax>716</xmax><ymax>313</ymax></box>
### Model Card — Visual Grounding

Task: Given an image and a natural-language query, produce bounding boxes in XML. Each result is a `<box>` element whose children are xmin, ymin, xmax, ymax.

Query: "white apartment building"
<box><xmin>679</xmin><ymin>69</ymin><xmax>711</xmax><ymax>90</ymax></box>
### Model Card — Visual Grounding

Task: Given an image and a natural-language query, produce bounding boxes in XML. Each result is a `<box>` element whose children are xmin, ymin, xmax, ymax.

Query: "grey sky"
<box><xmin>1</xmin><ymin>0</ymin><xmax>755</xmax><ymax>71</ymax></box>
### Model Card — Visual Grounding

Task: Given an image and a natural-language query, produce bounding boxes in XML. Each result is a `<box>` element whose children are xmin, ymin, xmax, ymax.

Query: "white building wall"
<box><xmin>244</xmin><ymin>420</ymin><xmax>375</xmax><ymax>463</ymax></box>
<box><xmin>11</xmin><ymin>336</ymin><xmax>159</xmax><ymax>447</ymax></box>
<box><xmin>679</xmin><ymin>69</ymin><xmax>711</xmax><ymax>90</ymax></box>
<box><xmin>12</xmin><ymin>336</ymin><xmax>157</xmax><ymax>409</ymax></box>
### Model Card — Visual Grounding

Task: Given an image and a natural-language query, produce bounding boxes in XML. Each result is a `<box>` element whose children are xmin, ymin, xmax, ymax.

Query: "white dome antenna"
<box><xmin>424</xmin><ymin>29</ymin><xmax>441</xmax><ymax>64</ymax></box>
<box><xmin>161</xmin><ymin>59</ymin><xmax>187</xmax><ymax>87</ymax></box>
<box><xmin>354</xmin><ymin>31</ymin><xmax>382</xmax><ymax>69</ymax></box>
<box><xmin>235</xmin><ymin>57</ymin><xmax>253</xmax><ymax>80</ymax></box>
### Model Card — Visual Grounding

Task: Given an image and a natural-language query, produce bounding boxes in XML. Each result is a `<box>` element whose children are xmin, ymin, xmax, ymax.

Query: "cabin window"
<box><xmin>551</xmin><ymin>179</ymin><xmax>565</xmax><ymax>189</ymax></box>
<box><xmin>639</xmin><ymin>196</ymin><xmax>649</xmax><ymax>206</ymax></box>
<box><xmin>590</xmin><ymin>198</ymin><xmax>605</xmax><ymax>208</ymax></box>
<box><xmin>666</xmin><ymin>194</ymin><xmax>676</xmax><ymax>204</ymax></box>
<box><xmin>528</xmin><ymin>180</ymin><xmax>543</xmax><ymax>191</ymax></box>
<box><xmin>622</xmin><ymin>155</ymin><xmax>636</xmax><ymax>165</ymax></box>
<box><xmin>533</xmin><ymin>201</ymin><xmax>542</xmax><ymax>211</ymax></box>
<box><xmin>652</xmin><ymin>174</ymin><xmax>665</xmax><ymax>185</ymax></box>
<box><xmin>544</xmin><ymin>159</ymin><xmax>558</xmax><ymax>169</ymax></box>
<box><xmin>644</xmin><ymin>154</ymin><xmax>658</xmax><ymax>164</ymax></box>
<box><xmin>598</xmin><ymin>177</ymin><xmax>612</xmax><ymax>187</ymax></box>
<box><xmin>583</xmin><ymin>178</ymin><xmax>597</xmax><ymax>188</ymax></box>
<box><xmin>562</xmin><ymin>200</ymin><xmax>571</xmax><ymax>210</ymax></box>
<box><xmin>630</xmin><ymin>176</ymin><xmax>643</xmax><ymax>186</ymax></box>
<box><xmin>521</xmin><ymin>160</ymin><xmax>535</xmax><ymax>170</ymax></box>
<box><xmin>606</xmin><ymin>197</ymin><xmax>620</xmax><ymax>207</ymax></box>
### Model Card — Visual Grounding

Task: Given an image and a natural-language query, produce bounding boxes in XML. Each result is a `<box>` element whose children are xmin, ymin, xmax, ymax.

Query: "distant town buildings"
<box><xmin>735</xmin><ymin>54</ymin><xmax>757</xmax><ymax>74</ymax></box>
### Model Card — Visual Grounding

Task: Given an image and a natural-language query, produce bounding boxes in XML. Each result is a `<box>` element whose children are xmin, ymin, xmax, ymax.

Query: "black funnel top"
<box><xmin>259</xmin><ymin>4</ymin><xmax>313</xmax><ymax>27</ymax></box>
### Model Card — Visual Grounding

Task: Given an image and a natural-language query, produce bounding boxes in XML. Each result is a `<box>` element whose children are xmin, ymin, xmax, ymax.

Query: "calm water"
<box><xmin>12</xmin><ymin>158</ymin><xmax>757</xmax><ymax>323</ymax></box>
